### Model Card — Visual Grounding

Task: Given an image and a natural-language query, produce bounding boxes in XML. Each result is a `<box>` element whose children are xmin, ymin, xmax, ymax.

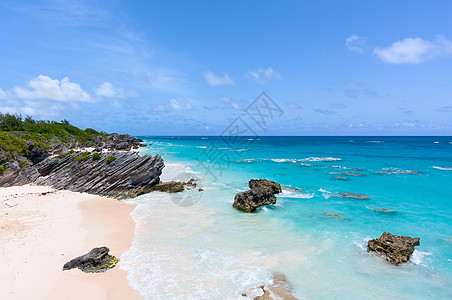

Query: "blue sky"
<box><xmin>1</xmin><ymin>0</ymin><xmax>451</xmax><ymax>135</ymax></box>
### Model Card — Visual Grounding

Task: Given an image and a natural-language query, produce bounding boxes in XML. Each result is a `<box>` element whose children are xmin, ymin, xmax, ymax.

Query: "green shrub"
<box><xmin>0</xmin><ymin>113</ymin><xmax>23</xmax><ymax>131</ymax></box>
<box><xmin>92</xmin><ymin>153</ymin><xmax>101</xmax><ymax>160</ymax></box>
<box><xmin>106</xmin><ymin>156</ymin><xmax>116</xmax><ymax>164</ymax></box>
<box><xmin>74</xmin><ymin>152</ymin><xmax>91</xmax><ymax>162</ymax></box>
<box><xmin>19</xmin><ymin>161</ymin><xmax>30</xmax><ymax>167</ymax></box>
<box><xmin>0</xmin><ymin>164</ymin><xmax>8</xmax><ymax>174</ymax></box>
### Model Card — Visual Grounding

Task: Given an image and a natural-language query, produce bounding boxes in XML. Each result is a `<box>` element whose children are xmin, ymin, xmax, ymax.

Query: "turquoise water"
<box><xmin>121</xmin><ymin>136</ymin><xmax>452</xmax><ymax>299</ymax></box>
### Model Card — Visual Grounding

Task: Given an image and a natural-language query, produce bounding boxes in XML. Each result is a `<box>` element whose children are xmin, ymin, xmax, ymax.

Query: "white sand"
<box><xmin>0</xmin><ymin>185</ymin><xmax>142</xmax><ymax>300</ymax></box>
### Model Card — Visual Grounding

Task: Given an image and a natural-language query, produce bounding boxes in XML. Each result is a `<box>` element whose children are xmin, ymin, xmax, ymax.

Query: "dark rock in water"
<box><xmin>335</xmin><ymin>176</ymin><xmax>348</xmax><ymax>181</ymax></box>
<box><xmin>374</xmin><ymin>170</ymin><xmax>423</xmax><ymax>175</ymax></box>
<box><xmin>31</xmin><ymin>151</ymin><xmax>164</xmax><ymax>199</ymax></box>
<box><xmin>335</xmin><ymin>172</ymin><xmax>366</xmax><ymax>177</ymax></box>
<box><xmin>249</xmin><ymin>179</ymin><xmax>282</xmax><ymax>194</ymax></box>
<box><xmin>233</xmin><ymin>179</ymin><xmax>282</xmax><ymax>212</ymax></box>
<box><xmin>331</xmin><ymin>166</ymin><xmax>363</xmax><ymax>171</ymax></box>
<box><xmin>367</xmin><ymin>232</ymin><xmax>420</xmax><ymax>265</ymax></box>
<box><xmin>233</xmin><ymin>187</ymin><xmax>276</xmax><ymax>213</ymax></box>
<box><xmin>370</xmin><ymin>207</ymin><xmax>396</xmax><ymax>214</ymax></box>
<box><xmin>151</xmin><ymin>179</ymin><xmax>199</xmax><ymax>193</ymax></box>
<box><xmin>63</xmin><ymin>246</ymin><xmax>119</xmax><ymax>273</ymax></box>
<box><xmin>185</xmin><ymin>178</ymin><xmax>198</xmax><ymax>189</ymax></box>
<box><xmin>245</xmin><ymin>273</ymin><xmax>299</xmax><ymax>300</ymax></box>
<box><xmin>151</xmin><ymin>181</ymin><xmax>184</xmax><ymax>193</ymax></box>
<box><xmin>340</xmin><ymin>192</ymin><xmax>369</xmax><ymax>200</ymax></box>
<box><xmin>324</xmin><ymin>212</ymin><xmax>345</xmax><ymax>219</ymax></box>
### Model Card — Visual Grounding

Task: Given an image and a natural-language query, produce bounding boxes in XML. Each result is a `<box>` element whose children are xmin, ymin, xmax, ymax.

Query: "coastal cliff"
<box><xmin>0</xmin><ymin>114</ymin><xmax>163</xmax><ymax>199</ymax></box>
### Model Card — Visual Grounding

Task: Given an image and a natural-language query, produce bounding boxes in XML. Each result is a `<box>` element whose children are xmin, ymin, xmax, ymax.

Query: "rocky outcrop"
<box><xmin>1</xmin><ymin>151</ymin><xmax>164</xmax><ymax>199</ymax></box>
<box><xmin>151</xmin><ymin>181</ymin><xmax>185</xmax><ymax>193</ymax></box>
<box><xmin>340</xmin><ymin>192</ymin><xmax>369</xmax><ymax>199</ymax></box>
<box><xmin>249</xmin><ymin>179</ymin><xmax>282</xmax><ymax>194</ymax></box>
<box><xmin>63</xmin><ymin>246</ymin><xmax>119</xmax><ymax>273</ymax></box>
<box><xmin>150</xmin><ymin>178</ymin><xmax>198</xmax><ymax>193</ymax></box>
<box><xmin>104</xmin><ymin>133</ymin><xmax>143</xmax><ymax>151</ymax></box>
<box><xmin>367</xmin><ymin>232</ymin><xmax>420</xmax><ymax>265</ymax></box>
<box><xmin>244</xmin><ymin>273</ymin><xmax>299</xmax><ymax>300</ymax></box>
<box><xmin>233</xmin><ymin>179</ymin><xmax>281</xmax><ymax>212</ymax></box>
<box><xmin>37</xmin><ymin>151</ymin><xmax>163</xmax><ymax>199</ymax></box>
<box><xmin>233</xmin><ymin>188</ymin><xmax>276</xmax><ymax>213</ymax></box>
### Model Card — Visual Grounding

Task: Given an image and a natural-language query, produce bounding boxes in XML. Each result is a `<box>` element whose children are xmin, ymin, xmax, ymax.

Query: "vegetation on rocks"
<box><xmin>74</xmin><ymin>152</ymin><xmax>91</xmax><ymax>162</ymax></box>
<box><xmin>78</xmin><ymin>254</ymin><xmax>120</xmax><ymax>273</ymax></box>
<box><xmin>0</xmin><ymin>113</ymin><xmax>107</xmax><ymax>164</ymax></box>
<box><xmin>0</xmin><ymin>113</ymin><xmax>161</xmax><ymax>199</ymax></box>
<box><xmin>106</xmin><ymin>156</ymin><xmax>116</xmax><ymax>164</ymax></box>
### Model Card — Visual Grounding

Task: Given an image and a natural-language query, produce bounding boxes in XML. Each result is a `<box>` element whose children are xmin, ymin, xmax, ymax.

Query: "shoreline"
<box><xmin>0</xmin><ymin>184</ymin><xmax>142</xmax><ymax>300</ymax></box>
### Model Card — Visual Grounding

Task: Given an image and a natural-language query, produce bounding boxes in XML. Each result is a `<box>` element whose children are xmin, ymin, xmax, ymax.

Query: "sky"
<box><xmin>0</xmin><ymin>0</ymin><xmax>451</xmax><ymax>136</ymax></box>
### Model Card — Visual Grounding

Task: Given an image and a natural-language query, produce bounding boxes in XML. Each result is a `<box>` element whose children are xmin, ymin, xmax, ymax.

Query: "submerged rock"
<box><xmin>367</xmin><ymin>232</ymin><xmax>420</xmax><ymax>265</ymax></box>
<box><xmin>324</xmin><ymin>212</ymin><xmax>345</xmax><ymax>219</ymax></box>
<box><xmin>151</xmin><ymin>181</ymin><xmax>184</xmax><ymax>193</ymax></box>
<box><xmin>244</xmin><ymin>273</ymin><xmax>299</xmax><ymax>300</ymax></box>
<box><xmin>370</xmin><ymin>207</ymin><xmax>396</xmax><ymax>214</ymax></box>
<box><xmin>335</xmin><ymin>172</ymin><xmax>366</xmax><ymax>177</ymax></box>
<box><xmin>340</xmin><ymin>192</ymin><xmax>369</xmax><ymax>200</ymax></box>
<box><xmin>249</xmin><ymin>179</ymin><xmax>282</xmax><ymax>194</ymax></box>
<box><xmin>151</xmin><ymin>178</ymin><xmax>199</xmax><ymax>193</ymax></box>
<box><xmin>63</xmin><ymin>246</ymin><xmax>119</xmax><ymax>273</ymax></box>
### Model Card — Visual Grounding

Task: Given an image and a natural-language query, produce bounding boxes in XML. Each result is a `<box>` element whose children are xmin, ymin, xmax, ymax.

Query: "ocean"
<box><xmin>121</xmin><ymin>136</ymin><xmax>452</xmax><ymax>299</ymax></box>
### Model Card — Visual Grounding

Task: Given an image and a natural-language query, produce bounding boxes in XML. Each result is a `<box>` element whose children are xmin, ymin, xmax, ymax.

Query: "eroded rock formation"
<box><xmin>63</xmin><ymin>246</ymin><xmax>119</xmax><ymax>273</ymax></box>
<box><xmin>1</xmin><ymin>151</ymin><xmax>164</xmax><ymax>200</ymax></box>
<box><xmin>367</xmin><ymin>232</ymin><xmax>420</xmax><ymax>265</ymax></box>
<box><xmin>233</xmin><ymin>179</ymin><xmax>281</xmax><ymax>212</ymax></box>
<box><xmin>249</xmin><ymin>179</ymin><xmax>282</xmax><ymax>194</ymax></box>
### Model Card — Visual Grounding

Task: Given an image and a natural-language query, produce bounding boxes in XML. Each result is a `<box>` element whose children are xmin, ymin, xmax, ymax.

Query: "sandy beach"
<box><xmin>0</xmin><ymin>184</ymin><xmax>142</xmax><ymax>300</ymax></box>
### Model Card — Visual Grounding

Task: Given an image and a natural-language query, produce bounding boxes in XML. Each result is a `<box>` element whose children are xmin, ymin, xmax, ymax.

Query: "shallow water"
<box><xmin>121</xmin><ymin>136</ymin><xmax>452</xmax><ymax>299</ymax></box>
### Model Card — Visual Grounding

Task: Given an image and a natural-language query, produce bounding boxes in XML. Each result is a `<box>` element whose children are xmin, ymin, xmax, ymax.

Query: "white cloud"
<box><xmin>94</xmin><ymin>81</ymin><xmax>138</xmax><ymax>98</ymax></box>
<box><xmin>247</xmin><ymin>67</ymin><xmax>281</xmax><ymax>84</ymax></box>
<box><xmin>286</xmin><ymin>103</ymin><xmax>302</xmax><ymax>110</ymax></box>
<box><xmin>0</xmin><ymin>88</ymin><xmax>11</xmax><ymax>100</ymax></box>
<box><xmin>201</xmin><ymin>71</ymin><xmax>234</xmax><ymax>86</ymax></box>
<box><xmin>170</xmin><ymin>98</ymin><xmax>192</xmax><ymax>110</ymax></box>
<box><xmin>346</xmin><ymin>34</ymin><xmax>366</xmax><ymax>52</ymax></box>
<box><xmin>373</xmin><ymin>36</ymin><xmax>452</xmax><ymax>64</ymax></box>
<box><xmin>13</xmin><ymin>75</ymin><xmax>92</xmax><ymax>102</ymax></box>
<box><xmin>152</xmin><ymin>98</ymin><xmax>193</xmax><ymax>112</ymax></box>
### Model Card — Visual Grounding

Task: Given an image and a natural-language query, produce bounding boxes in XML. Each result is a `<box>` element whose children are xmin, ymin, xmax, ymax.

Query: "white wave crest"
<box><xmin>319</xmin><ymin>188</ymin><xmax>333</xmax><ymax>199</ymax></box>
<box><xmin>300</xmin><ymin>157</ymin><xmax>342</xmax><ymax>162</ymax></box>
<box><xmin>410</xmin><ymin>250</ymin><xmax>432</xmax><ymax>265</ymax></box>
<box><xmin>353</xmin><ymin>237</ymin><xmax>371</xmax><ymax>251</ymax></box>
<box><xmin>270</xmin><ymin>158</ymin><xmax>300</xmax><ymax>163</ymax></box>
<box><xmin>433</xmin><ymin>166</ymin><xmax>452</xmax><ymax>171</ymax></box>
<box><xmin>280</xmin><ymin>189</ymin><xmax>314</xmax><ymax>199</ymax></box>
